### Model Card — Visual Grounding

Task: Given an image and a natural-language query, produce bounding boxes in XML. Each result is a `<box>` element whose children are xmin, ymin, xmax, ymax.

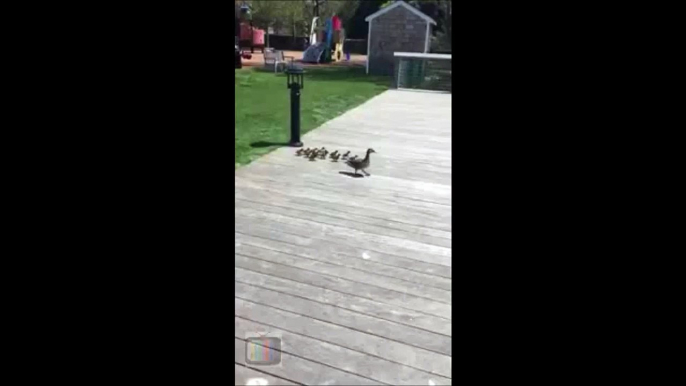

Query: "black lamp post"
<box><xmin>286</xmin><ymin>66</ymin><xmax>304</xmax><ymax>147</ymax></box>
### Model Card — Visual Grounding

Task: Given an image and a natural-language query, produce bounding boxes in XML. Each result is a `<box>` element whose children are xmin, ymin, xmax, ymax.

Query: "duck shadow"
<box><xmin>339</xmin><ymin>171</ymin><xmax>365</xmax><ymax>178</ymax></box>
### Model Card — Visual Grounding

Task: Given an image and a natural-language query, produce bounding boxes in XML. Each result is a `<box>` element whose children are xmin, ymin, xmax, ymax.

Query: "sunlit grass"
<box><xmin>235</xmin><ymin>66</ymin><xmax>390</xmax><ymax>168</ymax></box>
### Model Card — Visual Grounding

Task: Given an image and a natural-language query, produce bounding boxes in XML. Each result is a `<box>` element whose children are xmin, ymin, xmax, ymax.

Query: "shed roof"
<box><xmin>365</xmin><ymin>1</ymin><xmax>437</xmax><ymax>25</ymax></box>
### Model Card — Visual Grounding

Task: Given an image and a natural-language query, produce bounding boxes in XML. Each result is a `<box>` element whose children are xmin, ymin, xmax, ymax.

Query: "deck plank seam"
<box><xmin>236</xmin><ymin>315</ymin><xmax>452</xmax><ymax>381</ymax></box>
<box><xmin>237</xmin><ymin>183</ymin><xmax>451</xmax><ymax>211</ymax></box>
<box><xmin>236</xmin><ymin>252</ymin><xmax>452</xmax><ymax>307</ymax></box>
<box><xmin>236</xmin><ymin>201</ymin><xmax>452</xmax><ymax>248</ymax></box>
<box><xmin>235</xmin><ymin>295</ymin><xmax>452</xmax><ymax>357</ymax></box>
<box><xmin>236</xmin><ymin>229</ymin><xmax>452</xmax><ymax>279</ymax></box>
<box><xmin>235</xmin><ymin>222</ymin><xmax>452</xmax><ymax>268</ymax></box>
<box><xmin>237</xmin><ymin>176</ymin><xmax>453</xmax><ymax>211</ymax></box>
<box><xmin>235</xmin><ymin>190</ymin><xmax>452</xmax><ymax>232</ymax></box>
<box><xmin>236</xmin><ymin>197</ymin><xmax>452</xmax><ymax>240</ymax></box>
<box><xmin>235</xmin><ymin>362</ymin><xmax>304</xmax><ymax>385</ymax></box>
<box><xmin>235</xmin><ymin>336</ymin><xmax>391</xmax><ymax>385</ymax></box>
<box><xmin>234</xmin><ymin>265</ymin><xmax>451</xmax><ymax>322</ymax></box>
<box><xmin>235</xmin><ymin>278</ymin><xmax>451</xmax><ymax>338</ymax></box>
<box><xmin>237</xmin><ymin>240</ymin><xmax>452</xmax><ymax>292</ymax></box>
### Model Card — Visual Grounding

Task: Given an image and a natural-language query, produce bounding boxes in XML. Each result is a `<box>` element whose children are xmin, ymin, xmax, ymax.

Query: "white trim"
<box><xmin>364</xmin><ymin>1</ymin><xmax>436</xmax><ymax>25</ymax></box>
<box><xmin>394</xmin><ymin>52</ymin><xmax>451</xmax><ymax>60</ymax></box>
<box><xmin>424</xmin><ymin>23</ymin><xmax>430</xmax><ymax>53</ymax></box>
<box><xmin>366</xmin><ymin>19</ymin><xmax>372</xmax><ymax>74</ymax></box>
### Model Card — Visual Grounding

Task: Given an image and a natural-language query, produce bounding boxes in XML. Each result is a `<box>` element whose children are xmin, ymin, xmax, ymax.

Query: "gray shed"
<box><xmin>365</xmin><ymin>0</ymin><xmax>436</xmax><ymax>76</ymax></box>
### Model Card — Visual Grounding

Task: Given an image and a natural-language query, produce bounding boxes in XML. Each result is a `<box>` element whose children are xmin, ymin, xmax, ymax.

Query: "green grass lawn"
<box><xmin>235</xmin><ymin>66</ymin><xmax>390</xmax><ymax>168</ymax></box>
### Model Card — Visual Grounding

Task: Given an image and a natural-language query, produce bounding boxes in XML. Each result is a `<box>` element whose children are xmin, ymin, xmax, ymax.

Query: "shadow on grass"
<box><xmin>303</xmin><ymin>67</ymin><xmax>392</xmax><ymax>88</ymax></box>
<box><xmin>250</xmin><ymin>141</ymin><xmax>290</xmax><ymax>148</ymax></box>
<box><xmin>252</xmin><ymin>67</ymin><xmax>288</xmax><ymax>76</ymax></box>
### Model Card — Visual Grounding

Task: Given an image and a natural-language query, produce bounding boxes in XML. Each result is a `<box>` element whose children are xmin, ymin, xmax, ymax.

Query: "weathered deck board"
<box><xmin>236</xmin><ymin>317</ymin><xmax>452</xmax><ymax>385</ymax></box>
<box><xmin>236</xmin><ymin>226</ymin><xmax>452</xmax><ymax>279</ymax></box>
<box><xmin>235</xmin><ymin>254</ymin><xmax>451</xmax><ymax>320</ymax></box>
<box><xmin>235</xmin><ymin>183</ymin><xmax>451</xmax><ymax>232</ymax></box>
<box><xmin>235</xmin><ymin>232</ymin><xmax>452</xmax><ymax>291</ymax></box>
<box><xmin>234</xmin><ymin>190</ymin><xmax>452</xmax><ymax>239</ymax></box>
<box><xmin>237</xmin><ymin>166</ymin><xmax>452</xmax><ymax>205</ymax></box>
<box><xmin>235</xmin><ymin>208</ymin><xmax>451</xmax><ymax>260</ymax></box>
<box><xmin>235</xmin><ymin>338</ymin><xmax>381</xmax><ymax>385</ymax></box>
<box><xmin>235</xmin><ymin>90</ymin><xmax>452</xmax><ymax>385</ymax></box>
<box><xmin>236</xmin><ymin>299</ymin><xmax>452</xmax><ymax>378</ymax></box>
<box><xmin>235</xmin><ymin>364</ymin><xmax>299</xmax><ymax>386</ymax></box>
<box><xmin>235</xmin><ymin>203</ymin><xmax>451</xmax><ymax>248</ymax></box>
<box><xmin>236</xmin><ymin>281</ymin><xmax>452</xmax><ymax>355</ymax></box>
<box><xmin>235</xmin><ymin>177</ymin><xmax>451</xmax><ymax>220</ymax></box>
<box><xmin>236</xmin><ymin>243</ymin><xmax>451</xmax><ymax>303</ymax></box>
<box><xmin>236</xmin><ymin>268</ymin><xmax>451</xmax><ymax>336</ymax></box>
<box><xmin>235</xmin><ymin>215</ymin><xmax>451</xmax><ymax>267</ymax></box>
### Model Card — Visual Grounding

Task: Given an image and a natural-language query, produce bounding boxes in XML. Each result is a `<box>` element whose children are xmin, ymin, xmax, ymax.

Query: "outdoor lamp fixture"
<box><xmin>240</xmin><ymin>2</ymin><xmax>251</xmax><ymax>16</ymax></box>
<box><xmin>286</xmin><ymin>65</ymin><xmax>305</xmax><ymax>147</ymax></box>
<box><xmin>240</xmin><ymin>2</ymin><xmax>252</xmax><ymax>22</ymax></box>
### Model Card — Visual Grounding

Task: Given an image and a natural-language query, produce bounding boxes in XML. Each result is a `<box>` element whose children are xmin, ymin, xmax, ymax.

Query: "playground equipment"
<box><xmin>239</xmin><ymin>22</ymin><xmax>265</xmax><ymax>53</ymax></box>
<box><xmin>236</xmin><ymin>3</ymin><xmax>264</xmax><ymax>54</ymax></box>
<box><xmin>309</xmin><ymin>17</ymin><xmax>320</xmax><ymax>46</ymax></box>
<box><xmin>302</xmin><ymin>14</ymin><xmax>345</xmax><ymax>64</ymax></box>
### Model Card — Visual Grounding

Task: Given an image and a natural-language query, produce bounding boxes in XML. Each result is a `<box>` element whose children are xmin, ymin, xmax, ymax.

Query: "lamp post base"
<box><xmin>289</xmin><ymin>141</ymin><xmax>303</xmax><ymax>147</ymax></box>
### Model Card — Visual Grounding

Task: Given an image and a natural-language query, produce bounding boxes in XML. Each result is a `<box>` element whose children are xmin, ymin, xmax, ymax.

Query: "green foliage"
<box><xmin>241</xmin><ymin>0</ymin><xmax>361</xmax><ymax>37</ymax></box>
<box><xmin>234</xmin><ymin>67</ymin><xmax>390</xmax><ymax>168</ymax></box>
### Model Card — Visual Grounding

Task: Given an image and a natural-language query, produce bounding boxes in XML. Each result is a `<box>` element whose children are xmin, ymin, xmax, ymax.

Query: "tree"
<box><xmin>345</xmin><ymin>0</ymin><xmax>385</xmax><ymax>39</ymax></box>
<box><xmin>239</xmin><ymin>0</ymin><xmax>362</xmax><ymax>43</ymax></box>
<box><xmin>237</xmin><ymin>0</ymin><xmax>306</xmax><ymax>46</ymax></box>
<box><xmin>302</xmin><ymin>0</ymin><xmax>361</xmax><ymax>32</ymax></box>
<box><xmin>425</xmin><ymin>0</ymin><xmax>451</xmax><ymax>51</ymax></box>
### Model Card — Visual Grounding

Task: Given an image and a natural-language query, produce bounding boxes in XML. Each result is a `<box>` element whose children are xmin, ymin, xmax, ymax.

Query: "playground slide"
<box><xmin>302</xmin><ymin>15</ymin><xmax>341</xmax><ymax>64</ymax></box>
<box><xmin>323</xmin><ymin>18</ymin><xmax>333</xmax><ymax>62</ymax></box>
<box><xmin>303</xmin><ymin>43</ymin><xmax>326</xmax><ymax>63</ymax></box>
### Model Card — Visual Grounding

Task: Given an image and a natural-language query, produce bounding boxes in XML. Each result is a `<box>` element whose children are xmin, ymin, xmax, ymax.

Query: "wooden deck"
<box><xmin>235</xmin><ymin>90</ymin><xmax>452</xmax><ymax>385</ymax></box>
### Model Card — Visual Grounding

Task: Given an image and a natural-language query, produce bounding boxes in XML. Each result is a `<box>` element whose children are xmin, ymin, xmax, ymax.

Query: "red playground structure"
<box><xmin>239</xmin><ymin>23</ymin><xmax>265</xmax><ymax>53</ymax></box>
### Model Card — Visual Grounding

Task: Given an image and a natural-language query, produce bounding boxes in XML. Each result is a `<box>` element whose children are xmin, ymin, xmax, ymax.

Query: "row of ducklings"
<box><xmin>295</xmin><ymin>147</ymin><xmax>360</xmax><ymax>162</ymax></box>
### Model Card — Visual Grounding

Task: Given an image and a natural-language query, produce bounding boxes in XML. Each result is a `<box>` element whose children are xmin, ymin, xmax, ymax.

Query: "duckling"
<box><xmin>296</xmin><ymin>149</ymin><xmax>304</xmax><ymax>156</ymax></box>
<box><xmin>331</xmin><ymin>153</ymin><xmax>341</xmax><ymax>162</ymax></box>
<box><xmin>341</xmin><ymin>151</ymin><xmax>351</xmax><ymax>159</ymax></box>
<box><xmin>345</xmin><ymin>148</ymin><xmax>376</xmax><ymax>176</ymax></box>
<box><xmin>329</xmin><ymin>150</ymin><xmax>339</xmax><ymax>159</ymax></box>
<box><xmin>319</xmin><ymin>149</ymin><xmax>328</xmax><ymax>159</ymax></box>
<box><xmin>308</xmin><ymin>151</ymin><xmax>318</xmax><ymax>161</ymax></box>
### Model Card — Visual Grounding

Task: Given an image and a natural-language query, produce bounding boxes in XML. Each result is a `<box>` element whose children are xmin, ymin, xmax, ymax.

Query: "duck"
<box><xmin>345</xmin><ymin>148</ymin><xmax>376</xmax><ymax>176</ymax></box>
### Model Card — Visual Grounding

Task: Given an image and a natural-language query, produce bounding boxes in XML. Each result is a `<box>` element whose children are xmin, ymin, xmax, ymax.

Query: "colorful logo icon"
<box><xmin>245</xmin><ymin>337</ymin><xmax>281</xmax><ymax>366</ymax></box>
